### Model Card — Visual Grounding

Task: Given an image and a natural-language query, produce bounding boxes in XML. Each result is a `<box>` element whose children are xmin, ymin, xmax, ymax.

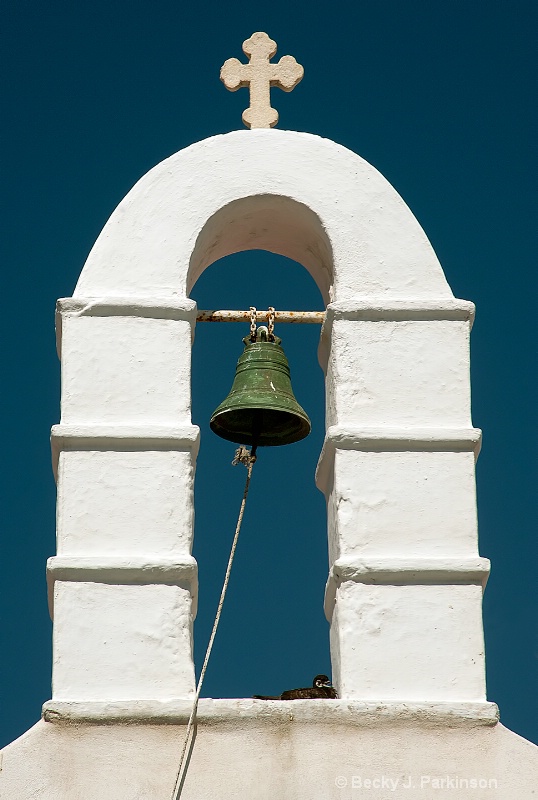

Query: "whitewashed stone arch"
<box><xmin>74</xmin><ymin>129</ymin><xmax>452</xmax><ymax>303</ymax></box>
<box><xmin>46</xmin><ymin>130</ymin><xmax>490</xmax><ymax>721</ymax></box>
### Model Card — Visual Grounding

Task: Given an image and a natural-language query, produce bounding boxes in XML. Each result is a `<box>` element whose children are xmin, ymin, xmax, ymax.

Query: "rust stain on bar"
<box><xmin>197</xmin><ymin>310</ymin><xmax>325</xmax><ymax>323</ymax></box>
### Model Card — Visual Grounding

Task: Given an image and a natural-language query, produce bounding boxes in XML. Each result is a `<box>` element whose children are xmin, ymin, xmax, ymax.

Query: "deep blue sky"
<box><xmin>1</xmin><ymin>0</ymin><xmax>536</xmax><ymax>749</ymax></box>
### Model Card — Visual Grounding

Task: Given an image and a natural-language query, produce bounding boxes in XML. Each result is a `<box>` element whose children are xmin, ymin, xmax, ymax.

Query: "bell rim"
<box><xmin>210</xmin><ymin>403</ymin><xmax>311</xmax><ymax>447</ymax></box>
<box><xmin>209</xmin><ymin>415</ymin><xmax>311</xmax><ymax>447</ymax></box>
<box><xmin>210</xmin><ymin>397</ymin><xmax>311</xmax><ymax>423</ymax></box>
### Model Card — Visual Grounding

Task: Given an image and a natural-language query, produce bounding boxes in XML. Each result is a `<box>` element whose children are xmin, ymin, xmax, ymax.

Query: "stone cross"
<box><xmin>220</xmin><ymin>32</ymin><xmax>304</xmax><ymax>129</ymax></box>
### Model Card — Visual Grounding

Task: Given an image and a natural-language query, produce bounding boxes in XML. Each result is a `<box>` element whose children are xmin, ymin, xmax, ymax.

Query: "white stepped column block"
<box><xmin>52</xmin><ymin>582</ymin><xmax>195</xmax><ymax>702</ymax></box>
<box><xmin>325</xmin><ymin>315</ymin><xmax>472</xmax><ymax>429</ymax></box>
<box><xmin>59</xmin><ymin>309</ymin><xmax>193</xmax><ymax>425</ymax></box>
<box><xmin>48</xmin><ymin>298</ymin><xmax>199</xmax><ymax>706</ymax></box>
<box><xmin>331</xmin><ymin>582</ymin><xmax>487</xmax><ymax>701</ymax></box>
<box><xmin>318</xmin><ymin>302</ymin><xmax>488</xmax><ymax>702</ymax></box>
<box><xmin>55</xmin><ymin>448</ymin><xmax>196</xmax><ymax>556</ymax></box>
<box><xmin>326</xmin><ymin>448</ymin><xmax>480</xmax><ymax>564</ymax></box>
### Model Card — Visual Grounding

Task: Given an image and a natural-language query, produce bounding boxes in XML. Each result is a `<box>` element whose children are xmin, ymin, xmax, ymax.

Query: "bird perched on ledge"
<box><xmin>253</xmin><ymin>674</ymin><xmax>337</xmax><ymax>700</ymax></box>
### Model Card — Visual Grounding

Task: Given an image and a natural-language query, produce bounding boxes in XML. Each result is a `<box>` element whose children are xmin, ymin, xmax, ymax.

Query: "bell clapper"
<box><xmin>231</xmin><ymin>444</ymin><xmax>257</xmax><ymax>466</ymax></box>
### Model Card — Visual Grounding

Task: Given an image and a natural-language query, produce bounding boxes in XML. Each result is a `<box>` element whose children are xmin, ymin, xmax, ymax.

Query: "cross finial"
<box><xmin>220</xmin><ymin>32</ymin><xmax>304</xmax><ymax>129</ymax></box>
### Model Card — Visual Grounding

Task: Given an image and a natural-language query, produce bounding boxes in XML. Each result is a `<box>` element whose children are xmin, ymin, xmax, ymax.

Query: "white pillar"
<box><xmin>317</xmin><ymin>301</ymin><xmax>489</xmax><ymax>701</ymax></box>
<box><xmin>47</xmin><ymin>298</ymin><xmax>199</xmax><ymax>709</ymax></box>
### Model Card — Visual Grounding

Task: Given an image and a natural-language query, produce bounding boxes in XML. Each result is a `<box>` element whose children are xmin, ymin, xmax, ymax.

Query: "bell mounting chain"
<box><xmin>196</xmin><ymin>309</ymin><xmax>324</xmax><ymax>323</ymax></box>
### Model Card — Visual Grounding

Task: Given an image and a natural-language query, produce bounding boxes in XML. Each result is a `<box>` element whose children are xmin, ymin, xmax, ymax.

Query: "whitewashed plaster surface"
<box><xmin>60</xmin><ymin>314</ymin><xmax>193</xmax><ymax>424</ymax></box>
<box><xmin>74</xmin><ymin>129</ymin><xmax>451</xmax><ymax>303</ymax></box>
<box><xmin>56</xmin><ymin>450</ymin><xmax>195</xmax><ymax>555</ymax></box>
<box><xmin>3</xmin><ymin>129</ymin><xmax>537</xmax><ymax>797</ymax></box>
<box><xmin>2</xmin><ymin>716</ymin><xmax>538</xmax><ymax>799</ymax></box>
<box><xmin>325</xmin><ymin>450</ymin><xmax>479</xmax><ymax>561</ymax></box>
<box><xmin>52</xmin><ymin>582</ymin><xmax>194</xmax><ymax>702</ymax></box>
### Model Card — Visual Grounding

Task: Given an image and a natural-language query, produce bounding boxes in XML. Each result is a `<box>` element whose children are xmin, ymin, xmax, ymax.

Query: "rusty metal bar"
<box><xmin>196</xmin><ymin>310</ymin><xmax>325</xmax><ymax>324</ymax></box>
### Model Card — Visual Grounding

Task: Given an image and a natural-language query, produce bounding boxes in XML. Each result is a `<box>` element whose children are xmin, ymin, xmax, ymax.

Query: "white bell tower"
<box><xmin>2</xmin><ymin>33</ymin><xmax>537</xmax><ymax>800</ymax></box>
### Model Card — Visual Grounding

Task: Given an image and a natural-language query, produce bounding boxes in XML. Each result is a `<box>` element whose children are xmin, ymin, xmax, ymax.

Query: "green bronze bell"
<box><xmin>210</xmin><ymin>327</ymin><xmax>311</xmax><ymax>447</ymax></box>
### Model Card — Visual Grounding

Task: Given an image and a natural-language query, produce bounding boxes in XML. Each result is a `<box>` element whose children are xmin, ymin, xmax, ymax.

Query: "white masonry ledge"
<box><xmin>51</xmin><ymin>423</ymin><xmax>200</xmax><ymax>446</ymax></box>
<box><xmin>46</xmin><ymin>556</ymin><xmax>199</xmax><ymax>618</ymax></box>
<box><xmin>324</xmin><ymin>556</ymin><xmax>490</xmax><ymax>621</ymax></box>
<box><xmin>322</xmin><ymin>424</ymin><xmax>482</xmax><ymax>450</ymax></box>
<box><xmin>47</xmin><ymin>554</ymin><xmax>198</xmax><ymax>579</ymax></box>
<box><xmin>316</xmin><ymin>425</ymin><xmax>482</xmax><ymax>493</ymax></box>
<box><xmin>324</xmin><ymin>298</ymin><xmax>475</xmax><ymax>322</ymax></box>
<box><xmin>317</xmin><ymin>298</ymin><xmax>476</xmax><ymax>366</ymax></box>
<box><xmin>56</xmin><ymin>296</ymin><xmax>198</xmax><ymax>316</ymax></box>
<box><xmin>329</xmin><ymin>555</ymin><xmax>491</xmax><ymax>585</ymax></box>
<box><xmin>56</xmin><ymin>296</ymin><xmax>474</xmax><ymax>319</ymax></box>
<box><xmin>41</xmin><ymin>698</ymin><xmax>499</xmax><ymax>728</ymax></box>
<box><xmin>51</xmin><ymin>423</ymin><xmax>200</xmax><ymax>474</ymax></box>
<box><xmin>55</xmin><ymin>296</ymin><xmax>198</xmax><ymax>356</ymax></box>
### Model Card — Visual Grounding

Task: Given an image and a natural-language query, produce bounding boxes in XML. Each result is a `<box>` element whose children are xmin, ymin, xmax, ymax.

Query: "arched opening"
<box><xmin>188</xmin><ymin>194</ymin><xmax>334</xmax><ymax>304</ymax></box>
<box><xmin>190</xmin><ymin>248</ymin><xmax>329</xmax><ymax>698</ymax></box>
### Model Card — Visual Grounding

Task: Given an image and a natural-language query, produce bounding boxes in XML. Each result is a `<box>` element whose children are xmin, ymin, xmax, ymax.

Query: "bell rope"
<box><xmin>170</xmin><ymin>446</ymin><xmax>257</xmax><ymax>800</ymax></box>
